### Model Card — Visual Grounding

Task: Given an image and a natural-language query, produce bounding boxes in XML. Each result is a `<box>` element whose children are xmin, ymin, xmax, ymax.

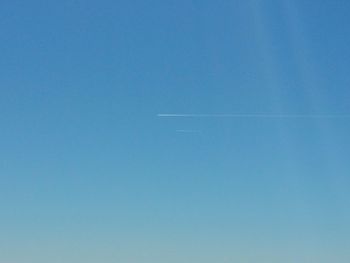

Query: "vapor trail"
<box><xmin>158</xmin><ymin>113</ymin><xmax>350</xmax><ymax>119</ymax></box>
<box><xmin>176</xmin><ymin>129</ymin><xmax>201</xmax><ymax>133</ymax></box>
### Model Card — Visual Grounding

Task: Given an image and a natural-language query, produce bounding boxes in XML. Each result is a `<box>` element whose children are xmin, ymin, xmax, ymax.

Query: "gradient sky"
<box><xmin>1</xmin><ymin>0</ymin><xmax>350</xmax><ymax>262</ymax></box>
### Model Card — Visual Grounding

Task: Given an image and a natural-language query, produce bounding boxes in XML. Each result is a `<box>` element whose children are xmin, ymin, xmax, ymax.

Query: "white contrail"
<box><xmin>176</xmin><ymin>129</ymin><xmax>201</xmax><ymax>133</ymax></box>
<box><xmin>158</xmin><ymin>113</ymin><xmax>350</xmax><ymax>118</ymax></box>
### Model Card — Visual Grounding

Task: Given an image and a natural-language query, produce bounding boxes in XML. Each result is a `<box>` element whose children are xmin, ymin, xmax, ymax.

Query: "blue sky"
<box><xmin>1</xmin><ymin>0</ymin><xmax>350</xmax><ymax>262</ymax></box>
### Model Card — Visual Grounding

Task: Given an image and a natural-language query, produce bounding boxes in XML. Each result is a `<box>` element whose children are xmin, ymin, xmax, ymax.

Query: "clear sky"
<box><xmin>1</xmin><ymin>0</ymin><xmax>350</xmax><ymax>262</ymax></box>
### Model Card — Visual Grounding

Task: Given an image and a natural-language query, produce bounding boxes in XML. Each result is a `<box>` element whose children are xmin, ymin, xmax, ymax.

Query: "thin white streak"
<box><xmin>158</xmin><ymin>113</ymin><xmax>350</xmax><ymax>118</ymax></box>
<box><xmin>176</xmin><ymin>129</ymin><xmax>201</xmax><ymax>133</ymax></box>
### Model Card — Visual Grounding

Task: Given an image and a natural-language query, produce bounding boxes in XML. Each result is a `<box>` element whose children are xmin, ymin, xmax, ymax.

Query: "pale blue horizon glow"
<box><xmin>1</xmin><ymin>0</ymin><xmax>350</xmax><ymax>262</ymax></box>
